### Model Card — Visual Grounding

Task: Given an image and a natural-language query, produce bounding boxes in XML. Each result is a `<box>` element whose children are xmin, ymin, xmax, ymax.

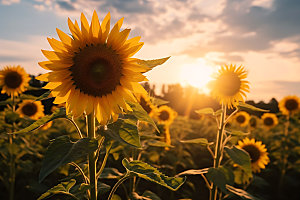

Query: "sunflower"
<box><xmin>17</xmin><ymin>100</ymin><xmax>44</xmax><ymax>120</ymax></box>
<box><xmin>279</xmin><ymin>95</ymin><xmax>300</xmax><ymax>116</ymax></box>
<box><xmin>249</xmin><ymin>116</ymin><xmax>259</xmax><ymax>129</ymax></box>
<box><xmin>233</xmin><ymin>111</ymin><xmax>250</xmax><ymax>127</ymax></box>
<box><xmin>261</xmin><ymin>113</ymin><xmax>278</xmax><ymax>129</ymax></box>
<box><xmin>237</xmin><ymin>138</ymin><xmax>269</xmax><ymax>173</ymax></box>
<box><xmin>136</xmin><ymin>93</ymin><xmax>156</xmax><ymax>117</ymax></box>
<box><xmin>210</xmin><ymin>64</ymin><xmax>249</xmax><ymax>108</ymax></box>
<box><xmin>0</xmin><ymin>65</ymin><xmax>30</xmax><ymax>96</ymax></box>
<box><xmin>37</xmin><ymin>11</ymin><xmax>151</xmax><ymax>124</ymax></box>
<box><xmin>155</xmin><ymin>105</ymin><xmax>177</xmax><ymax>125</ymax></box>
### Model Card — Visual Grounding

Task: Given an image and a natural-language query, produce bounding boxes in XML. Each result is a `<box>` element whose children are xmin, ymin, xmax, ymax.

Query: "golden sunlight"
<box><xmin>179</xmin><ymin>59</ymin><xmax>214</xmax><ymax>94</ymax></box>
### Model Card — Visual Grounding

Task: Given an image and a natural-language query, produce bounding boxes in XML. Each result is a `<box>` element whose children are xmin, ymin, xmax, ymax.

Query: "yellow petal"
<box><xmin>107</xmin><ymin>17</ymin><xmax>124</xmax><ymax>46</ymax></box>
<box><xmin>90</xmin><ymin>10</ymin><xmax>101</xmax><ymax>40</ymax></box>
<box><xmin>101</xmin><ymin>12</ymin><xmax>111</xmax><ymax>42</ymax></box>
<box><xmin>56</xmin><ymin>28</ymin><xmax>73</xmax><ymax>47</ymax></box>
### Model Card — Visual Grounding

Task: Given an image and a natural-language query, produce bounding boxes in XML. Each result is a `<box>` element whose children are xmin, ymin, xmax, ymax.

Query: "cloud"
<box><xmin>1</xmin><ymin>0</ymin><xmax>20</xmax><ymax>5</ymax></box>
<box><xmin>56</xmin><ymin>0</ymin><xmax>75</xmax><ymax>11</ymax></box>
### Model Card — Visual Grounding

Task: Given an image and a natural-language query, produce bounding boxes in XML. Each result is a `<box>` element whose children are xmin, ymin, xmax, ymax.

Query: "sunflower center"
<box><xmin>140</xmin><ymin>97</ymin><xmax>152</xmax><ymax>114</ymax></box>
<box><xmin>70</xmin><ymin>44</ymin><xmax>123</xmax><ymax>97</ymax></box>
<box><xmin>250</xmin><ymin>118</ymin><xmax>257</xmax><ymax>128</ymax></box>
<box><xmin>159</xmin><ymin>110</ymin><xmax>170</xmax><ymax>121</ymax></box>
<box><xmin>236</xmin><ymin>115</ymin><xmax>246</xmax><ymax>124</ymax></box>
<box><xmin>21</xmin><ymin>103</ymin><xmax>38</xmax><ymax>117</ymax></box>
<box><xmin>4</xmin><ymin>71</ymin><xmax>23</xmax><ymax>89</ymax></box>
<box><xmin>285</xmin><ymin>99</ymin><xmax>298</xmax><ymax>111</ymax></box>
<box><xmin>242</xmin><ymin>145</ymin><xmax>261</xmax><ymax>163</ymax></box>
<box><xmin>263</xmin><ymin>117</ymin><xmax>274</xmax><ymax>126</ymax></box>
<box><xmin>217</xmin><ymin>72</ymin><xmax>241</xmax><ymax>96</ymax></box>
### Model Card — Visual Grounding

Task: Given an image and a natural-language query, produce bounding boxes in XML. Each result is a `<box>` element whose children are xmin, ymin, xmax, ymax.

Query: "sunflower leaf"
<box><xmin>224</xmin><ymin>146</ymin><xmax>252</xmax><ymax>176</ymax></box>
<box><xmin>10</xmin><ymin>107</ymin><xmax>69</xmax><ymax>135</ymax></box>
<box><xmin>39</xmin><ymin>136</ymin><xmax>98</xmax><ymax>182</ymax></box>
<box><xmin>137</xmin><ymin>57</ymin><xmax>170</xmax><ymax>72</ymax></box>
<box><xmin>126</xmin><ymin>101</ymin><xmax>159</xmax><ymax>132</ymax></box>
<box><xmin>238</xmin><ymin>102</ymin><xmax>269</xmax><ymax>112</ymax></box>
<box><xmin>142</xmin><ymin>190</ymin><xmax>161</xmax><ymax>200</ymax></box>
<box><xmin>226</xmin><ymin>185</ymin><xmax>258</xmax><ymax>200</ymax></box>
<box><xmin>146</xmin><ymin>139</ymin><xmax>174</xmax><ymax>148</ymax></box>
<box><xmin>180</xmin><ymin>138</ymin><xmax>213</xmax><ymax>146</ymax></box>
<box><xmin>0</xmin><ymin>98</ymin><xmax>14</xmax><ymax>106</ymax></box>
<box><xmin>37</xmin><ymin>179</ymin><xmax>76</xmax><ymax>200</ymax></box>
<box><xmin>225</xmin><ymin>130</ymin><xmax>250</xmax><ymax>136</ymax></box>
<box><xmin>206</xmin><ymin>167</ymin><xmax>228</xmax><ymax>193</ymax></box>
<box><xmin>195</xmin><ymin>108</ymin><xmax>214</xmax><ymax>115</ymax></box>
<box><xmin>122</xmin><ymin>158</ymin><xmax>185</xmax><ymax>191</ymax></box>
<box><xmin>19</xmin><ymin>94</ymin><xmax>38</xmax><ymax>100</ymax></box>
<box><xmin>176</xmin><ymin>168</ymin><xmax>209</xmax><ymax>177</ymax></box>
<box><xmin>34</xmin><ymin>90</ymin><xmax>52</xmax><ymax>101</ymax></box>
<box><xmin>150</xmin><ymin>97</ymin><xmax>169</xmax><ymax>106</ymax></box>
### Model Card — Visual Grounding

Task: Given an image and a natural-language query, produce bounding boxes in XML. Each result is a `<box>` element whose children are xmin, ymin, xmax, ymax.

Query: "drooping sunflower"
<box><xmin>155</xmin><ymin>105</ymin><xmax>177</xmax><ymax>125</ymax></box>
<box><xmin>17</xmin><ymin>100</ymin><xmax>44</xmax><ymax>120</ymax></box>
<box><xmin>37</xmin><ymin>11</ymin><xmax>151</xmax><ymax>124</ymax></box>
<box><xmin>261</xmin><ymin>113</ymin><xmax>278</xmax><ymax>129</ymax></box>
<box><xmin>136</xmin><ymin>93</ymin><xmax>157</xmax><ymax>117</ymax></box>
<box><xmin>279</xmin><ymin>95</ymin><xmax>300</xmax><ymax>116</ymax></box>
<box><xmin>0</xmin><ymin>65</ymin><xmax>30</xmax><ymax>96</ymax></box>
<box><xmin>210</xmin><ymin>64</ymin><xmax>249</xmax><ymax>108</ymax></box>
<box><xmin>233</xmin><ymin>111</ymin><xmax>250</xmax><ymax>127</ymax></box>
<box><xmin>237</xmin><ymin>138</ymin><xmax>269</xmax><ymax>173</ymax></box>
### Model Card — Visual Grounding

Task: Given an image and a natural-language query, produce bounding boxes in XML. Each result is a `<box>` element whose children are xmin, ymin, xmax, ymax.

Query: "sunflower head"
<box><xmin>279</xmin><ymin>95</ymin><xmax>300</xmax><ymax>116</ymax></box>
<box><xmin>210</xmin><ymin>64</ymin><xmax>249</xmax><ymax>108</ymax></box>
<box><xmin>234</xmin><ymin>111</ymin><xmax>250</xmax><ymax>127</ymax></box>
<box><xmin>17</xmin><ymin>100</ymin><xmax>44</xmax><ymax>120</ymax></box>
<box><xmin>155</xmin><ymin>105</ymin><xmax>177</xmax><ymax>125</ymax></box>
<box><xmin>249</xmin><ymin>116</ymin><xmax>259</xmax><ymax>129</ymax></box>
<box><xmin>261</xmin><ymin>113</ymin><xmax>278</xmax><ymax>129</ymax></box>
<box><xmin>237</xmin><ymin>138</ymin><xmax>269</xmax><ymax>173</ymax></box>
<box><xmin>37</xmin><ymin>11</ymin><xmax>151</xmax><ymax>124</ymax></box>
<box><xmin>136</xmin><ymin>93</ymin><xmax>157</xmax><ymax>117</ymax></box>
<box><xmin>0</xmin><ymin>65</ymin><xmax>30</xmax><ymax>96</ymax></box>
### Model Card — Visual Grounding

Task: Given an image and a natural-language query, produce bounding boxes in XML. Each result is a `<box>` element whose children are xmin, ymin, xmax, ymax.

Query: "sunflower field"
<box><xmin>0</xmin><ymin>11</ymin><xmax>300</xmax><ymax>200</ymax></box>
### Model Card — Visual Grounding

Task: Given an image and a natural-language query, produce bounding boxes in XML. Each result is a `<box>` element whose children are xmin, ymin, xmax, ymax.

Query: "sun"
<box><xmin>179</xmin><ymin>60</ymin><xmax>214</xmax><ymax>93</ymax></box>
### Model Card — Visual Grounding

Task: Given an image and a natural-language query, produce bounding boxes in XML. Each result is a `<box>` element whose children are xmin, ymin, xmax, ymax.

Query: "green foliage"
<box><xmin>206</xmin><ymin>167</ymin><xmax>228</xmax><ymax>193</ymax></box>
<box><xmin>34</xmin><ymin>90</ymin><xmax>51</xmax><ymax>101</ymax></box>
<box><xmin>37</xmin><ymin>179</ymin><xmax>77</xmax><ymax>200</ymax></box>
<box><xmin>195</xmin><ymin>108</ymin><xmax>215</xmax><ymax>115</ymax></box>
<box><xmin>238</xmin><ymin>102</ymin><xmax>269</xmax><ymax>112</ymax></box>
<box><xmin>122</xmin><ymin>158</ymin><xmax>185</xmax><ymax>191</ymax></box>
<box><xmin>180</xmin><ymin>138</ymin><xmax>213</xmax><ymax>146</ymax></box>
<box><xmin>226</xmin><ymin>185</ymin><xmax>258</xmax><ymax>200</ymax></box>
<box><xmin>39</xmin><ymin>136</ymin><xmax>98</xmax><ymax>182</ymax></box>
<box><xmin>136</xmin><ymin>57</ymin><xmax>170</xmax><ymax>72</ymax></box>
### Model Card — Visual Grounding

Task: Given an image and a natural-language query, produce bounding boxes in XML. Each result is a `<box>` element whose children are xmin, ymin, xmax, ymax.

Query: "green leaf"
<box><xmin>195</xmin><ymin>108</ymin><xmax>214</xmax><ymax>115</ymax></box>
<box><xmin>98</xmin><ymin>182</ymin><xmax>111</xmax><ymax>196</ymax></box>
<box><xmin>226</xmin><ymin>130</ymin><xmax>249</xmax><ymax>136</ymax></box>
<box><xmin>180</xmin><ymin>138</ymin><xmax>213</xmax><ymax>146</ymax></box>
<box><xmin>176</xmin><ymin>168</ymin><xmax>209</xmax><ymax>177</ymax></box>
<box><xmin>206</xmin><ymin>168</ymin><xmax>227</xmax><ymax>193</ymax></box>
<box><xmin>224</xmin><ymin>146</ymin><xmax>252</xmax><ymax>176</ymax></box>
<box><xmin>11</xmin><ymin>107</ymin><xmax>69</xmax><ymax>135</ymax></box>
<box><xmin>142</xmin><ymin>190</ymin><xmax>161</xmax><ymax>200</ymax></box>
<box><xmin>226</xmin><ymin>185</ymin><xmax>258</xmax><ymax>200</ymax></box>
<box><xmin>106</xmin><ymin>119</ymin><xmax>141</xmax><ymax>148</ymax></box>
<box><xmin>150</xmin><ymin>97</ymin><xmax>169</xmax><ymax>106</ymax></box>
<box><xmin>126</xmin><ymin>101</ymin><xmax>159</xmax><ymax>132</ymax></box>
<box><xmin>146</xmin><ymin>140</ymin><xmax>173</xmax><ymax>148</ymax></box>
<box><xmin>238</xmin><ymin>102</ymin><xmax>269</xmax><ymax>112</ymax></box>
<box><xmin>136</xmin><ymin>57</ymin><xmax>170</xmax><ymax>72</ymax></box>
<box><xmin>131</xmin><ymin>192</ymin><xmax>151</xmax><ymax>200</ymax></box>
<box><xmin>122</xmin><ymin>158</ymin><xmax>185</xmax><ymax>191</ymax></box>
<box><xmin>0</xmin><ymin>98</ymin><xmax>14</xmax><ymax>106</ymax></box>
<box><xmin>99</xmin><ymin>168</ymin><xmax>123</xmax><ymax>179</ymax></box>
<box><xmin>19</xmin><ymin>94</ymin><xmax>38</xmax><ymax>100</ymax></box>
<box><xmin>37</xmin><ymin>179</ymin><xmax>77</xmax><ymax>200</ymax></box>
<box><xmin>35</xmin><ymin>90</ymin><xmax>51</xmax><ymax>101</ymax></box>
<box><xmin>39</xmin><ymin>136</ymin><xmax>98</xmax><ymax>182</ymax></box>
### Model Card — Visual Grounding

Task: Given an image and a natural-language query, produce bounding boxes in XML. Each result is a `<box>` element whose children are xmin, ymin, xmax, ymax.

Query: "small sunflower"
<box><xmin>37</xmin><ymin>11</ymin><xmax>151</xmax><ymax>124</ymax></box>
<box><xmin>136</xmin><ymin>93</ymin><xmax>157</xmax><ymax>117</ymax></box>
<box><xmin>234</xmin><ymin>111</ymin><xmax>250</xmax><ymax>127</ymax></box>
<box><xmin>17</xmin><ymin>100</ymin><xmax>44</xmax><ymax>120</ymax></box>
<box><xmin>279</xmin><ymin>95</ymin><xmax>300</xmax><ymax>116</ymax></box>
<box><xmin>237</xmin><ymin>138</ymin><xmax>269</xmax><ymax>173</ymax></box>
<box><xmin>155</xmin><ymin>105</ymin><xmax>177</xmax><ymax>125</ymax></box>
<box><xmin>261</xmin><ymin>113</ymin><xmax>278</xmax><ymax>129</ymax></box>
<box><xmin>249</xmin><ymin>116</ymin><xmax>259</xmax><ymax>129</ymax></box>
<box><xmin>0</xmin><ymin>65</ymin><xmax>30</xmax><ymax>96</ymax></box>
<box><xmin>210</xmin><ymin>64</ymin><xmax>249</xmax><ymax>108</ymax></box>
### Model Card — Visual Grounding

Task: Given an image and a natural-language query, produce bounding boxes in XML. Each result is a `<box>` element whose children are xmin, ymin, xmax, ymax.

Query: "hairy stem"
<box><xmin>107</xmin><ymin>174</ymin><xmax>130</xmax><ymax>200</ymax></box>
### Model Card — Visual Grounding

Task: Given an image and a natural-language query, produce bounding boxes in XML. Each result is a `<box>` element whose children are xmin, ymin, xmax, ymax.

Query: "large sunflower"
<box><xmin>210</xmin><ymin>64</ymin><xmax>249</xmax><ymax>108</ymax></box>
<box><xmin>261</xmin><ymin>113</ymin><xmax>278</xmax><ymax>129</ymax></box>
<box><xmin>136</xmin><ymin>93</ymin><xmax>156</xmax><ymax>117</ymax></box>
<box><xmin>37</xmin><ymin>11</ymin><xmax>150</xmax><ymax>124</ymax></box>
<box><xmin>155</xmin><ymin>105</ymin><xmax>177</xmax><ymax>125</ymax></box>
<box><xmin>17</xmin><ymin>100</ymin><xmax>44</xmax><ymax>120</ymax></box>
<box><xmin>0</xmin><ymin>65</ymin><xmax>30</xmax><ymax>96</ymax></box>
<box><xmin>237</xmin><ymin>138</ymin><xmax>269</xmax><ymax>173</ymax></box>
<box><xmin>279</xmin><ymin>95</ymin><xmax>300</xmax><ymax>116</ymax></box>
<box><xmin>233</xmin><ymin>111</ymin><xmax>250</xmax><ymax>127</ymax></box>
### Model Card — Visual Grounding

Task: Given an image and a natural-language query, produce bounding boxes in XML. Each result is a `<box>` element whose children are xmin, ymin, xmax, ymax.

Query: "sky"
<box><xmin>0</xmin><ymin>0</ymin><xmax>300</xmax><ymax>101</ymax></box>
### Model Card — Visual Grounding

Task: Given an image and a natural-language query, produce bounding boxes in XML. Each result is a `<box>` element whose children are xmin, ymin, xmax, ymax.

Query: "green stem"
<box><xmin>66</xmin><ymin>117</ymin><xmax>83</xmax><ymax>138</ymax></box>
<box><xmin>210</xmin><ymin>103</ymin><xmax>226</xmax><ymax>200</ymax></box>
<box><xmin>87</xmin><ymin>112</ymin><xmax>97</xmax><ymax>200</ymax></box>
<box><xmin>9</xmin><ymin>94</ymin><xmax>16</xmax><ymax>200</ymax></box>
<box><xmin>107</xmin><ymin>174</ymin><xmax>130</xmax><ymax>200</ymax></box>
<box><xmin>96</xmin><ymin>142</ymin><xmax>112</xmax><ymax>180</ymax></box>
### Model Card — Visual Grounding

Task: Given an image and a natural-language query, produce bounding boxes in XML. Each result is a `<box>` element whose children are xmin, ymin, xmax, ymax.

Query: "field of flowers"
<box><xmin>0</xmin><ymin>11</ymin><xmax>300</xmax><ymax>200</ymax></box>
